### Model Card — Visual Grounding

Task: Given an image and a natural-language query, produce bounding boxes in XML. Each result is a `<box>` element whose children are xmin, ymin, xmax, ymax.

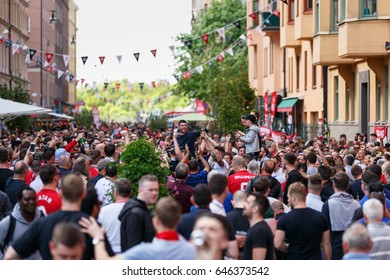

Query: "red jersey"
<box><xmin>36</xmin><ymin>188</ymin><xmax>62</xmax><ymax>215</ymax></box>
<box><xmin>228</xmin><ymin>169</ymin><xmax>256</xmax><ymax>194</ymax></box>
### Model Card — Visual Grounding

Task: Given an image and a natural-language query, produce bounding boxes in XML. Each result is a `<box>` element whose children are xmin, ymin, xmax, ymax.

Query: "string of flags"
<box><xmin>0</xmin><ymin>0</ymin><xmax>279</xmax><ymax>89</ymax></box>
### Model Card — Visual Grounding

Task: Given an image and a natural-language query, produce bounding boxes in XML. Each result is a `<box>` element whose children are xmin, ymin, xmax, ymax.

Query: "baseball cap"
<box><xmin>54</xmin><ymin>148</ymin><xmax>70</xmax><ymax>163</ymax></box>
<box><xmin>97</xmin><ymin>159</ymin><xmax>110</xmax><ymax>170</ymax></box>
<box><xmin>243</xmin><ymin>114</ymin><xmax>256</xmax><ymax>124</ymax></box>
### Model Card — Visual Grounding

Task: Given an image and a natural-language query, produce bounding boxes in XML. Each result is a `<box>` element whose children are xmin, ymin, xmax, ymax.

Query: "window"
<box><xmin>361</xmin><ymin>0</ymin><xmax>377</xmax><ymax>17</ymax></box>
<box><xmin>296</xmin><ymin>0</ymin><xmax>299</xmax><ymax>17</ymax></box>
<box><xmin>270</xmin><ymin>41</ymin><xmax>274</xmax><ymax>74</ymax></box>
<box><xmin>377</xmin><ymin>78</ymin><xmax>381</xmax><ymax>120</ymax></box>
<box><xmin>264</xmin><ymin>47</ymin><xmax>269</xmax><ymax>77</ymax></box>
<box><xmin>331</xmin><ymin>0</ymin><xmax>339</xmax><ymax>32</ymax></box>
<box><xmin>304</xmin><ymin>51</ymin><xmax>308</xmax><ymax>90</ymax></box>
<box><xmin>253</xmin><ymin>0</ymin><xmax>259</xmax><ymax>27</ymax></box>
<box><xmin>351</xmin><ymin>74</ymin><xmax>355</xmax><ymax>120</ymax></box>
<box><xmin>346</xmin><ymin>85</ymin><xmax>350</xmax><ymax>120</ymax></box>
<box><xmin>315</xmin><ymin>0</ymin><xmax>319</xmax><ymax>33</ymax></box>
<box><xmin>253</xmin><ymin>46</ymin><xmax>258</xmax><ymax>79</ymax></box>
<box><xmin>305</xmin><ymin>0</ymin><xmax>313</xmax><ymax>11</ymax></box>
<box><xmin>312</xmin><ymin>65</ymin><xmax>317</xmax><ymax>88</ymax></box>
<box><xmin>341</xmin><ymin>0</ymin><xmax>346</xmax><ymax>22</ymax></box>
<box><xmin>27</xmin><ymin>16</ymin><xmax>30</xmax><ymax>33</ymax></box>
<box><xmin>335</xmin><ymin>76</ymin><xmax>339</xmax><ymax>120</ymax></box>
<box><xmin>296</xmin><ymin>55</ymin><xmax>300</xmax><ymax>90</ymax></box>
<box><xmin>288</xmin><ymin>0</ymin><xmax>295</xmax><ymax>23</ymax></box>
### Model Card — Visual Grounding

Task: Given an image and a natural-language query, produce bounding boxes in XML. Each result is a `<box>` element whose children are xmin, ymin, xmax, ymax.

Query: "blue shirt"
<box><xmin>360</xmin><ymin>195</ymin><xmax>390</xmax><ymax>209</ymax></box>
<box><xmin>186</xmin><ymin>170</ymin><xmax>208</xmax><ymax>188</ymax></box>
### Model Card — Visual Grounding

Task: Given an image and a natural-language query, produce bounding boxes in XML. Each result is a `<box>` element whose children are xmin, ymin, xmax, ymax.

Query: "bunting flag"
<box><xmin>217</xmin><ymin>27</ymin><xmax>225</xmax><ymax>41</ymax></box>
<box><xmin>239</xmin><ymin>34</ymin><xmax>246</xmax><ymax>41</ymax></box>
<box><xmin>99</xmin><ymin>56</ymin><xmax>105</xmax><ymax>65</ymax></box>
<box><xmin>217</xmin><ymin>52</ymin><xmax>225</xmax><ymax>63</ymax></box>
<box><xmin>3</xmin><ymin>28</ymin><xmax>8</xmax><ymax>34</ymax></box>
<box><xmin>0</xmin><ymin>38</ymin><xmax>3</xmax><ymax>44</ymax></box>
<box><xmin>270</xmin><ymin>91</ymin><xmax>277</xmax><ymax>125</ymax></box>
<box><xmin>57</xmin><ymin>69</ymin><xmax>64</xmax><ymax>79</ymax></box>
<box><xmin>201</xmin><ymin>34</ymin><xmax>209</xmax><ymax>45</ymax></box>
<box><xmin>11</xmin><ymin>44</ymin><xmax>19</xmax><ymax>55</ymax></box>
<box><xmin>226</xmin><ymin>47</ymin><xmax>234</xmax><ymax>56</ymax></box>
<box><xmin>115</xmin><ymin>83</ymin><xmax>121</xmax><ymax>90</ymax></box>
<box><xmin>280</xmin><ymin>0</ymin><xmax>288</xmax><ymax>4</ymax></box>
<box><xmin>63</xmin><ymin>55</ymin><xmax>70</xmax><ymax>67</ymax></box>
<box><xmin>104</xmin><ymin>82</ymin><xmax>109</xmax><ymax>90</ymax></box>
<box><xmin>139</xmin><ymin>82</ymin><xmax>144</xmax><ymax>92</ymax></box>
<box><xmin>150</xmin><ymin>49</ymin><xmax>157</xmax><ymax>58</ymax></box>
<box><xmin>37</xmin><ymin>56</ymin><xmax>42</xmax><ymax>67</ymax></box>
<box><xmin>184</xmin><ymin>40</ymin><xmax>192</xmax><ymax>49</ymax></box>
<box><xmin>133</xmin><ymin>52</ymin><xmax>140</xmax><ymax>61</ymax></box>
<box><xmin>174</xmin><ymin>74</ymin><xmax>179</xmax><ymax>82</ymax></box>
<box><xmin>168</xmin><ymin>45</ymin><xmax>175</xmax><ymax>55</ymax></box>
<box><xmin>43</xmin><ymin>61</ymin><xmax>50</xmax><ymax>68</ymax></box>
<box><xmin>196</xmin><ymin>65</ymin><xmax>204</xmax><ymax>74</ymax></box>
<box><xmin>81</xmin><ymin>56</ymin><xmax>88</xmax><ymax>65</ymax></box>
<box><xmin>273</xmin><ymin>10</ymin><xmax>280</xmax><ymax>17</ymax></box>
<box><xmin>233</xmin><ymin>20</ymin><xmax>241</xmax><ymax>29</ymax></box>
<box><xmin>264</xmin><ymin>91</ymin><xmax>269</xmax><ymax>127</ymax></box>
<box><xmin>151</xmin><ymin>81</ymin><xmax>156</xmax><ymax>88</ymax></box>
<box><xmin>81</xmin><ymin>78</ymin><xmax>85</xmax><ymax>85</ymax></box>
<box><xmin>5</xmin><ymin>41</ymin><xmax>11</xmax><ymax>48</ymax></box>
<box><xmin>249</xmin><ymin>12</ymin><xmax>257</xmax><ymax>20</ymax></box>
<box><xmin>69</xmin><ymin>74</ymin><xmax>74</xmax><ymax>82</ymax></box>
<box><xmin>208</xmin><ymin>60</ymin><xmax>213</xmax><ymax>67</ymax></box>
<box><xmin>25</xmin><ymin>53</ymin><xmax>30</xmax><ymax>63</ymax></box>
<box><xmin>183</xmin><ymin>70</ymin><xmax>191</xmax><ymax>79</ymax></box>
<box><xmin>45</xmin><ymin>53</ymin><xmax>54</xmax><ymax>63</ymax></box>
<box><xmin>246</xmin><ymin>34</ymin><xmax>253</xmax><ymax>41</ymax></box>
<box><xmin>116</xmin><ymin>55</ymin><xmax>122</xmax><ymax>64</ymax></box>
<box><xmin>51</xmin><ymin>62</ymin><xmax>57</xmax><ymax>69</ymax></box>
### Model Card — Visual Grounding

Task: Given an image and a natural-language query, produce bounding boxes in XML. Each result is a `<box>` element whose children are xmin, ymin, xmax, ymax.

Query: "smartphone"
<box><xmin>30</xmin><ymin>143</ymin><xmax>36</xmax><ymax>154</ymax></box>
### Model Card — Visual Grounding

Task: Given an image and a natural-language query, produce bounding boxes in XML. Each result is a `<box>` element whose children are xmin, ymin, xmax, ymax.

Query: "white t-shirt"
<box><xmin>97</xmin><ymin>202</ymin><xmax>126</xmax><ymax>253</ymax></box>
<box><xmin>30</xmin><ymin>176</ymin><xmax>43</xmax><ymax>193</ymax></box>
<box><xmin>94</xmin><ymin>177</ymin><xmax>115</xmax><ymax>206</ymax></box>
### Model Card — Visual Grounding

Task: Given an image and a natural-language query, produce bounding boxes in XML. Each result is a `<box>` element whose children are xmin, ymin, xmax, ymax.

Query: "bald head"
<box><xmin>14</xmin><ymin>160</ymin><xmax>28</xmax><ymax>179</ymax></box>
<box><xmin>232</xmin><ymin>156</ymin><xmax>246</xmax><ymax>170</ymax></box>
<box><xmin>232</xmin><ymin>190</ymin><xmax>247</xmax><ymax>208</ymax></box>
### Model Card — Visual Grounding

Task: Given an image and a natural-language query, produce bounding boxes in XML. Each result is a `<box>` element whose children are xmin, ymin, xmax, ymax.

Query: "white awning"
<box><xmin>48</xmin><ymin>112</ymin><xmax>74</xmax><ymax>120</ymax></box>
<box><xmin>0</xmin><ymin>98</ymin><xmax>51</xmax><ymax>122</ymax></box>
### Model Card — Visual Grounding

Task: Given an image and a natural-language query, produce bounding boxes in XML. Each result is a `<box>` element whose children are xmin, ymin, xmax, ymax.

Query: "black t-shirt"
<box><xmin>226</xmin><ymin>208</ymin><xmax>250</xmax><ymax>233</ymax></box>
<box><xmin>12</xmin><ymin>210</ymin><xmax>114</xmax><ymax>260</ymax></box>
<box><xmin>5</xmin><ymin>178</ymin><xmax>28</xmax><ymax>208</ymax></box>
<box><xmin>283</xmin><ymin>170</ymin><xmax>306</xmax><ymax>204</ymax></box>
<box><xmin>243</xmin><ymin>220</ymin><xmax>274</xmax><ymax>260</ymax></box>
<box><xmin>0</xmin><ymin>168</ymin><xmax>14</xmax><ymax>192</ymax></box>
<box><xmin>277</xmin><ymin>208</ymin><xmax>329</xmax><ymax>260</ymax></box>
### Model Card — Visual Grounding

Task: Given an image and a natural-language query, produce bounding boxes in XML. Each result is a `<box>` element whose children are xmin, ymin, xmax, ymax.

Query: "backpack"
<box><xmin>0</xmin><ymin>213</ymin><xmax>16</xmax><ymax>255</ymax></box>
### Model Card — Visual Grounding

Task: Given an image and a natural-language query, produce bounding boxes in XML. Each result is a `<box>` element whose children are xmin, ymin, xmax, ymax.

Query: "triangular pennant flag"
<box><xmin>249</xmin><ymin>12</ymin><xmax>257</xmax><ymax>20</ymax></box>
<box><xmin>151</xmin><ymin>81</ymin><xmax>156</xmax><ymax>88</ymax></box>
<box><xmin>168</xmin><ymin>45</ymin><xmax>175</xmax><ymax>55</ymax></box>
<box><xmin>99</xmin><ymin>56</ymin><xmax>105</xmax><ymax>65</ymax></box>
<box><xmin>69</xmin><ymin>74</ymin><xmax>74</xmax><ymax>82</ymax></box>
<box><xmin>116</xmin><ymin>55</ymin><xmax>122</xmax><ymax>64</ymax></box>
<box><xmin>208</xmin><ymin>60</ymin><xmax>213</xmax><ymax>67</ymax></box>
<box><xmin>63</xmin><ymin>55</ymin><xmax>70</xmax><ymax>67</ymax></box>
<box><xmin>201</xmin><ymin>34</ymin><xmax>209</xmax><ymax>45</ymax></box>
<box><xmin>22</xmin><ymin>45</ymin><xmax>28</xmax><ymax>51</ymax></box>
<box><xmin>217</xmin><ymin>52</ymin><xmax>225</xmax><ymax>63</ymax></box>
<box><xmin>273</xmin><ymin>10</ymin><xmax>280</xmax><ymax>17</ymax></box>
<box><xmin>174</xmin><ymin>75</ymin><xmax>179</xmax><ymax>82</ymax></box>
<box><xmin>5</xmin><ymin>40</ymin><xmax>11</xmax><ymax>48</ymax></box>
<box><xmin>217</xmin><ymin>27</ymin><xmax>226</xmax><ymax>41</ymax></box>
<box><xmin>116</xmin><ymin>83</ymin><xmax>121</xmax><ymax>90</ymax></box>
<box><xmin>3</xmin><ymin>28</ymin><xmax>8</xmax><ymax>34</ymax></box>
<box><xmin>25</xmin><ymin>53</ymin><xmax>30</xmax><ymax>63</ymax></box>
<box><xmin>184</xmin><ymin>40</ymin><xmax>192</xmax><ymax>49</ymax></box>
<box><xmin>196</xmin><ymin>65</ymin><xmax>204</xmax><ymax>74</ymax></box>
<box><xmin>36</xmin><ymin>56</ymin><xmax>42</xmax><ymax>67</ymax></box>
<box><xmin>51</xmin><ymin>62</ymin><xmax>57</xmax><ymax>70</ymax></box>
<box><xmin>239</xmin><ymin>34</ymin><xmax>246</xmax><ymax>41</ymax></box>
<box><xmin>81</xmin><ymin>56</ymin><xmax>88</xmax><ymax>65</ymax></box>
<box><xmin>81</xmin><ymin>78</ymin><xmax>85</xmax><ymax>85</ymax></box>
<box><xmin>57</xmin><ymin>69</ymin><xmax>64</xmax><ymax>79</ymax></box>
<box><xmin>280</xmin><ymin>0</ymin><xmax>288</xmax><ymax>4</ymax></box>
<box><xmin>139</xmin><ymin>82</ymin><xmax>144</xmax><ymax>92</ymax></box>
<box><xmin>12</xmin><ymin>44</ymin><xmax>19</xmax><ymax>55</ymax></box>
<box><xmin>75</xmin><ymin>80</ymin><xmax>79</xmax><ymax>87</ymax></box>
<box><xmin>150</xmin><ymin>49</ymin><xmax>157</xmax><ymax>58</ymax></box>
<box><xmin>246</xmin><ymin>34</ymin><xmax>253</xmax><ymax>41</ymax></box>
<box><xmin>133</xmin><ymin>52</ymin><xmax>140</xmax><ymax>61</ymax></box>
<box><xmin>45</xmin><ymin>52</ymin><xmax>54</xmax><ymax>63</ymax></box>
<box><xmin>233</xmin><ymin>20</ymin><xmax>241</xmax><ymax>29</ymax></box>
<box><xmin>183</xmin><ymin>70</ymin><xmax>191</xmax><ymax>79</ymax></box>
<box><xmin>104</xmin><ymin>82</ymin><xmax>109</xmax><ymax>90</ymax></box>
<box><xmin>43</xmin><ymin>61</ymin><xmax>49</xmax><ymax>68</ymax></box>
<box><xmin>226</xmin><ymin>47</ymin><xmax>234</xmax><ymax>56</ymax></box>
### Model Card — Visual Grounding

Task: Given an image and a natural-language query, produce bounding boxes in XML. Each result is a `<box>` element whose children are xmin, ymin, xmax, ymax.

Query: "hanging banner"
<box><xmin>92</xmin><ymin>106</ymin><xmax>100</xmax><ymax>128</ymax></box>
<box><xmin>263</xmin><ymin>91</ymin><xmax>269</xmax><ymax>127</ymax></box>
<box><xmin>150</xmin><ymin>49</ymin><xmax>157</xmax><ymax>58</ymax></box>
<box><xmin>63</xmin><ymin>55</ymin><xmax>70</xmax><ymax>67</ymax></box>
<box><xmin>374</xmin><ymin>126</ymin><xmax>387</xmax><ymax>141</ymax></box>
<box><xmin>201</xmin><ymin>34</ymin><xmax>209</xmax><ymax>45</ymax></box>
<box><xmin>45</xmin><ymin>52</ymin><xmax>54</xmax><ymax>62</ymax></box>
<box><xmin>260</xmin><ymin>127</ymin><xmax>296</xmax><ymax>142</ymax></box>
<box><xmin>270</xmin><ymin>91</ymin><xmax>277</xmax><ymax>126</ymax></box>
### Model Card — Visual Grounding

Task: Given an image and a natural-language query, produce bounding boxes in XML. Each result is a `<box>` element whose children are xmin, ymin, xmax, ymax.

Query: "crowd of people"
<box><xmin>0</xmin><ymin>113</ymin><xmax>389</xmax><ymax>260</ymax></box>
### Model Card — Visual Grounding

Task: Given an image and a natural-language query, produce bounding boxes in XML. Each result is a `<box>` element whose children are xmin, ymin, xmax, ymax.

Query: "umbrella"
<box><xmin>167</xmin><ymin>113</ymin><xmax>210</xmax><ymax>122</ymax></box>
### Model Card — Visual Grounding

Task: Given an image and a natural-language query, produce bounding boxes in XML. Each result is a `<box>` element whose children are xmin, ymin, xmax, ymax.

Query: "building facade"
<box><xmin>68</xmin><ymin>0</ymin><xmax>77</xmax><ymax>106</ymax></box>
<box><xmin>0</xmin><ymin>0</ymin><xmax>29</xmax><ymax>89</ymax></box>
<box><xmin>248</xmin><ymin>0</ymin><xmax>390</xmax><ymax>140</ymax></box>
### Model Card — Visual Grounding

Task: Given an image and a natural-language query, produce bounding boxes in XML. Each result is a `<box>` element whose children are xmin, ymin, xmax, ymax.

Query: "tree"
<box><xmin>74</xmin><ymin>108</ymin><xmax>93</xmax><ymax>128</ymax></box>
<box><xmin>173</xmin><ymin>0</ymin><xmax>254</xmax><ymax>132</ymax></box>
<box><xmin>148</xmin><ymin>114</ymin><xmax>169</xmax><ymax>132</ymax></box>
<box><xmin>0</xmin><ymin>80</ymin><xmax>31</xmax><ymax>132</ymax></box>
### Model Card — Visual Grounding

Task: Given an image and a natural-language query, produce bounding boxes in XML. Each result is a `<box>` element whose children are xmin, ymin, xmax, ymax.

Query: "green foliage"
<box><xmin>174</xmin><ymin>0</ymin><xmax>254</xmax><ymax>132</ymax></box>
<box><xmin>76</xmin><ymin>81</ymin><xmax>189</xmax><ymax>123</ymax></box>
<box><xmin>74</xmin><ymin>108</ymin><xmax>93</xmax><ymax>128</ymax></box>
<box><xmin>148</xmin><ymin>114</ymin><xmax>169</xmax><ymax>132</ymax></box>
<box><xmin>0</xmin><ymin>80</ymin><xmax>32</xmax><ymax>131</ymax></box>
<box><xmin>118</xmin><ymin>138</ymin><xmax>170</xmax><ymax>200</ymax></box>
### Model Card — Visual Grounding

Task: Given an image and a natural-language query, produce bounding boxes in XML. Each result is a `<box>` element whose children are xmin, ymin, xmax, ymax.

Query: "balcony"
<box><xmin>339</xmin><ymin>19</ymin><xmax>390</xmax><ymax>58</ymax></box>
<box><xmin>294</xmin><ymin>12</ymin><xmax>313</xmax><ymax>40</ymax></box>
<box><xmin>281</xmin><ymin>23</ymin><xmax>301</xmax><ymax>48</ymax></box>
<box><xmin>261</xmin><ymin>12</ymin><xmax>280</xmax><ymax>34</ymax></box>
<box><xmin>313</xmin><ymin>33</ymin><xmax>353</xmax><ymax>65</ymax></box>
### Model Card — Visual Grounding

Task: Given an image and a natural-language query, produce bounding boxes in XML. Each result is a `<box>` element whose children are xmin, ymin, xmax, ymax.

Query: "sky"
<box><xmin>74</xmin><ymin>0</ymin><xmax>192</xmax><ymax>85</ymax></box>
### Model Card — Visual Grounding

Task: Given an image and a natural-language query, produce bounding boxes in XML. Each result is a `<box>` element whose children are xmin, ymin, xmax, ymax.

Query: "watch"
<box><xmin>92</xmin><ymin>237</ymin><xmax>105</xmax><ymax>245</ymax></box>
